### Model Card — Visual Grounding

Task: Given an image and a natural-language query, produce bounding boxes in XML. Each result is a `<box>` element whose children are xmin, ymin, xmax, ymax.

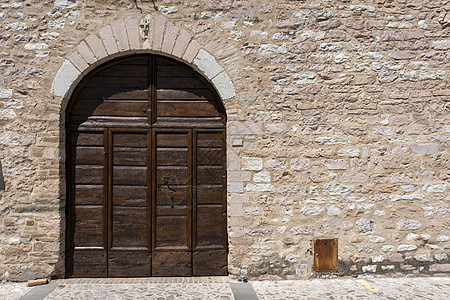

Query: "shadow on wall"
<box><xmin>0</xmin><ymin>160</ymin><xmax>5</xmax><ymax>191</ymax></box>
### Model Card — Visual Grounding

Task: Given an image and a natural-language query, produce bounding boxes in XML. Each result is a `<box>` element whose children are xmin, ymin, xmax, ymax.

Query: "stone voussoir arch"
<box><xmin>50</xmin><ymin>15</ymin><xmax>236</xmax><ymax>102</ymax></box>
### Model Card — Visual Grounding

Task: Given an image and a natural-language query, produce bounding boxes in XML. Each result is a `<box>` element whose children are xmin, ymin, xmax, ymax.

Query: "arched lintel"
<box><xmin>51</xmin><ymin>15</ymin><xmax>236</xmax><ymax>106</ymax></box>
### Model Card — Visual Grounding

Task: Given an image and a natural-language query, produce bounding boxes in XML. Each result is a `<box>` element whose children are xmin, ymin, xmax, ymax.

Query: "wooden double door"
<box><xmin>66</xmin><ymin>55</ymin><xmax>227</xmax><ymax>277</ymax></box>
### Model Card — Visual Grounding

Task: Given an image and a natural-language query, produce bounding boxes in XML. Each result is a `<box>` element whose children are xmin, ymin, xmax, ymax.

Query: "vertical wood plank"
<box><xmin>106</xmin><ymin>129</ymin><xmax>112</xmax><ymax>277</ymax></box>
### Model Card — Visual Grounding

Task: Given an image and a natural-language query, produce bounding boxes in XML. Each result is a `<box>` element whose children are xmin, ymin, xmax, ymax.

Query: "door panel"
<box><xmin>111</xmin><ymin>206</ymin><xmax>148</xmax><ymax>248</ymax></box>
<box><xmin>194</xmin><ymin>131</ymin><xmax>227</xmax><ymax>272</ymax></box>
<box><xmin>73</xmin><ymin>206</ymin><xmax>104</xmax><ymax>247</ymax></box>
<box><xmin>108</xmin><ymin>251</ymin><xmax>151</xmax><ymax>277</ymax></box>
<box><xmin>109</xmin><ymin>131</ymin><xmax>151</xmax><ymax>277</ymax></box>
<box><xmin>70</xmin><ymin>249</ymin><xmax>107</xmax><ymax>278</ymax></box>
<box><xmin>193</xmin><ymin>250</ymin><xmax>227</xmax><ymax>276</ymax></box>
<box><xmin>152</xmin><ymin>252</ymin><xmax>192</xmax><ymax>276</ymax></box>
<box><xmin>67</xmin><ymin>130</ymin><xmax>107</xmax><ymax>277</ymax></box>
<box><xmin>153</xmin><ymin>131</ymin><xmax>191</xmax><ymax>258</ymax></box>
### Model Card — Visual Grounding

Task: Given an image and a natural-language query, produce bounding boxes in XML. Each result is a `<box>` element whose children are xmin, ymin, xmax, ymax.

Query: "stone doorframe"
<box><xmin>50</xmin><ymin>15</ymin><xmax>235</xmax><ymax>102</ymax></box>
<box><xmin>50</xmin><ymin>14</ymin><xmax>235</xmax><ymax>277</ymax></box>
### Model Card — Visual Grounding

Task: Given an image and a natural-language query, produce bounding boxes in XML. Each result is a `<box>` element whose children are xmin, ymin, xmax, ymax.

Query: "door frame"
<box><xmin>64</xmin><ymin>53</ymin><xmax>228</xmax><ymax>277</ymax></box>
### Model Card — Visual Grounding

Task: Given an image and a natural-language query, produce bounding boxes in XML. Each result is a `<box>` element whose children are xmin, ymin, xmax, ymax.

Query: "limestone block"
<box><xmin>161</xmin><ymin>22</ymin><xmax>179</xmax><ymax>54</ymax></box>
<box><xmin>152</xmin><ymin>15</ymin><xmax>167</xmax><ymax>51</ymax></box>
<box><xmin>228</xmin><ymin>203</ymin><xmax>244</xmax><ymax>217</ymax></box>
<box><xmin>159</xmin><ymin>6</ymin><xmax>179</xmax><ymax>15</ymax></box>
<box><xmin>327</xmin><ymin>205</ymin><xmax>341</xmax><ymax>215</ymax></box>
<box><xmin>414</xmin><ymin>253</ymin><xmax>433</xmax><ymax>262</ymax></box>
<box><xmin>265</xmin><ymin>159</ymin><xmax>286</xmax><ymax>170</ymax></box>
<box><xmin>279</xmin><ymin>185</ymin><xmax>306</xmax><ymax>196</ymax></box>
<box><xmin>259</xmin><ymin>43</ymin><xmax>287</xmax><ymax>54</ymax></box>
<box><xmin>290</xmin><ymin>158</ymin><xmax>310</xmax><ymax>171</ymax></box>
<box><xmin>228</xmin><ymin>171</ymin><xmax>251</xmax><ymax>182</ymax></box>
<box><xmin>242</xmin><ymin>157</ymin><xmax>262</xmax><ymax>171</ymax></box>
<box><xmin>397</xmin><ymin>244</ymin><xmax>418</xmax><ymax>252</ymax></box>
<box><xmin>0</xmin><ymin>134</ymin><xmax>19</xmax><ymax>145</ymax></box>
<box><xmin>228</xmin><ymin>121</ymin><xmax>262</xmax><ymax>135</ymax></box>
<box><xmin>435</xmin><ymin>253</ymin><xmax>448</xmax><ymax>261</ymax></box>
<box><xmin>429</xmin><ymin>264</ymin><xmax>450</xmax><ymax>272</ymax></box>
<box><xmin>397</xmin><ymin>219</ymin><xmax>422</xmax><ymax>231</ymax></box>
<box><xmin>172</xmin><ymin>29</ymin><xmax>191</xmax><ymax>58</ymax></box>
<box><xmin>194</xmin><ymin>49</ymin><xmax>224</xmax><ymax>80</ymax></box>
<box><xmin>0</xmin><ymin>89</ymin><xmax>13</xmax><ymax>98</ymax></box>
<box><xmin>85</xmin><ymin>34</ymin><xmax>107</xmax><ymax>60</ymax></box>
<box><xmin>67</xmin><ymin>51</ymin><xmax>88</xmax><ymax>72</ymax></box>
<box><xmin>76</xmin><ymin>41</ymin><xmax>96</xmax><ymax>64</ymax></box>
<box><xmin>253</xmin><ymin>172</ymin><xmax>270</xmax><ymax>183</ymax></box>
<box><xmin>389</xmin><ymin>51</ymin><xmax>416</xmax><ymax>60</ymax></box>
<box><xmin>125</xmin><ymin>17</ymin><xmax>140</xmax><ymax>50</ymax></box>
<box><xmin>383</xmin><ymin>245</ymin><xmax>395</xmax><ymax>252</ymax></box>
<box><xmin>228</xmin><ymin>182</ymin><xmax>244</xmax><ymax>193</ymax></box>
<box><xmin>51</xmin><ymin>60</ymin><xmax>80</xmax><ymax>97</ymax></box>
<box><xmin>245</xmin><ymin>184</ymin><xmax>274</xmax><ymax>192</ymax></box>
<box><xmin>265</xmin><ymin>123</ymin><xmax>289</xmax><ymax>134</ymax></box>
<box><xmin>369</xmin><ymin>236</ymin><xmax>386</xmax><ymax>243</ymax></box>
<box><xmin>290</xmin><ymin>225</ymin><xmax>315</xmax><ymax>235</ymax></box>
<box><xmin>432</xmin><ymin>40</ymin><xmax>450</xmax><ymax>50</ymax></box>
<box><xmin>24</xmin><ymin>43</ymin><xmax>48</xmax><ymax>50</ymax></box>
<box><xmin>322</xmin><ymin>159</ymin><xmax>348</xmax><ymax>170</ymax></box>
<box><xmin>423</xmin><ymin>184</ymin><xmax>446</xmax><ymax>193</ymax></box>
<box><xmin>323</xmin><ymin>183</ymin><xmax>354</xmax><ymax>195</ymax></box>
<box><xmin>0</xmin><ymin>109</ymin><xmax>16</xmax><ymax>120</ymax></box>
<box><xmin>99</xmin><ymin>25</ymin><xmax>119</xmax><ymax>55</ymax></box>
<box><xmin>182</xmin><ymin>40</ymin><xmax>201</xmax><ymax>63</ymax></box>
<box><xmin>54</xmin><ymin>0</ymin><xmax>77</xmax><ymax>10</ymax></box>
<box><xmin>340</xmin><ymin>172</ymin><xmax>368</xmax><ymax>183</ymax></box>
<box><xmin>212</xmin><ymin>71</ymin><xmax>235</xmax><ymax>100</ymax></box>
<box><xmin>225</xmin><ymin>10</ymin><xmax>255</xmax><ymax>21</ymax></box>
<box><xmin>410</xmin><ymin>143</ymin><xmax>439</xmax><ymax>155</ymax></box>
<box><xmin>111</xmin><ymin>19</ymin><xmax>130</xmax><ymax>52</ymax></box>
<box><xmin>388</xmin><ymin>253</ymin><xmax>404</xmax><ymax>262</ymax></box>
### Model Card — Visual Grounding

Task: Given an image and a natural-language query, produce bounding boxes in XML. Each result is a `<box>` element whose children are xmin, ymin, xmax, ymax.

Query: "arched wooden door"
<box><xmin>65</xmin><ymin>55</ymin><xmax>227</xmax><ymax>277</ymax></box>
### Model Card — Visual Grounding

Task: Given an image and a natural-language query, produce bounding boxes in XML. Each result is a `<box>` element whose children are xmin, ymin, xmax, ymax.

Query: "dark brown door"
<box><xmin>66</xmin><ymin>55</ymin><xmax>227</xmax><ymax>277</ymax></box>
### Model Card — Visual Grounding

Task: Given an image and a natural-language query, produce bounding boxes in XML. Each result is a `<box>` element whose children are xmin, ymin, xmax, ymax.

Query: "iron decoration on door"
<box><xmin>66</xmin><ymin>55</ymin><xmax>227</xmax><ymax>277</ymax></box>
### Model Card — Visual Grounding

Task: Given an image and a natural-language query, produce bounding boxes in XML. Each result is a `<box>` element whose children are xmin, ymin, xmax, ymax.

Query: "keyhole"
<box><xmin>170</xmin><ymin>193</ymin><xmax>174</xmax><ymax>208</ymax></box>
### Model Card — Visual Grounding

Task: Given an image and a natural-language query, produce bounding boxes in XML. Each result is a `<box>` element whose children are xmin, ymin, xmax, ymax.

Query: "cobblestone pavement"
<box><xmin>1</xmin><ymin>276</ymin><xmax>450</xmax><ymax>300</ymax></box>
<box><xmin>252</xmin><ymin>277</ymin><xmax>450</xmax><ymax>300</ymax></box>
<box><xmin>45</xmin><ymin>282</ymin><xmax>234</xmax><ymax>300</ymax></box>
<box><xmin>0</xmin><ymin>282</ymin><xmax>32</xmax><ymax>300</ymax></box>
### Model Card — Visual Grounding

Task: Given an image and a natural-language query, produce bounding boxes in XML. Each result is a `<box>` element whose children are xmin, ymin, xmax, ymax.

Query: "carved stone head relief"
<box><xmin>139</xmin><ymin>14</ymin><xmax>151</xmax><ymax>42</ymax></box>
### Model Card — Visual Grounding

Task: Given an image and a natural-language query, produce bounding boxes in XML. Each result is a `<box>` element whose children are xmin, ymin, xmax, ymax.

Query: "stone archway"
<box><xmin>51</xmin><ymin>15</ymin><xmax>235</xmax><ymax>102</ymax></box>
<box><xmin>50</xmin><ymin>15</ymin><xmax>236</xmax><ymax>278</ymax></box>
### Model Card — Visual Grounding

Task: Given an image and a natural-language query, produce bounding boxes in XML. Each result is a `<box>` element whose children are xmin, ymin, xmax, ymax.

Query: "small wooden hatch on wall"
<box><xmin>313</xmin><ymin>239</ymin><xmax>338</xmax><ymax>272</ymax></box>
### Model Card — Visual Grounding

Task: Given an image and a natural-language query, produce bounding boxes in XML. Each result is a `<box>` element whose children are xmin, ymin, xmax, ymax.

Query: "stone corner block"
<box><xmin>50</xmin><ymin>60</ymin><xmax>81</xmax><ymax>97</ymax></box>
<box><xmin>193</xmin><ymin>49</ymin><xmax>224</xmax><ymax>80</ymax></box>
<box><xmin>212</xmin><ymin>71</ymin><xmax>236</xmax><ymax>100</ymax></box>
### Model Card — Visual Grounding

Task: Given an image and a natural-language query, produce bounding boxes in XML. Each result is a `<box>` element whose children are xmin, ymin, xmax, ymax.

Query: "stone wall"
<box><xmin>0</xmin><ymin>0</ymin><xmax>449</xmax><ymax>281</ymax></box>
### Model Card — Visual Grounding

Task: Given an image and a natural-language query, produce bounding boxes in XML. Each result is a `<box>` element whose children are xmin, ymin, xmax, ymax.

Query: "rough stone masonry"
<box><xmin>0</xmin><ymin>0</ymin><xmax>449</xmax><ymax>281</ymax></box>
